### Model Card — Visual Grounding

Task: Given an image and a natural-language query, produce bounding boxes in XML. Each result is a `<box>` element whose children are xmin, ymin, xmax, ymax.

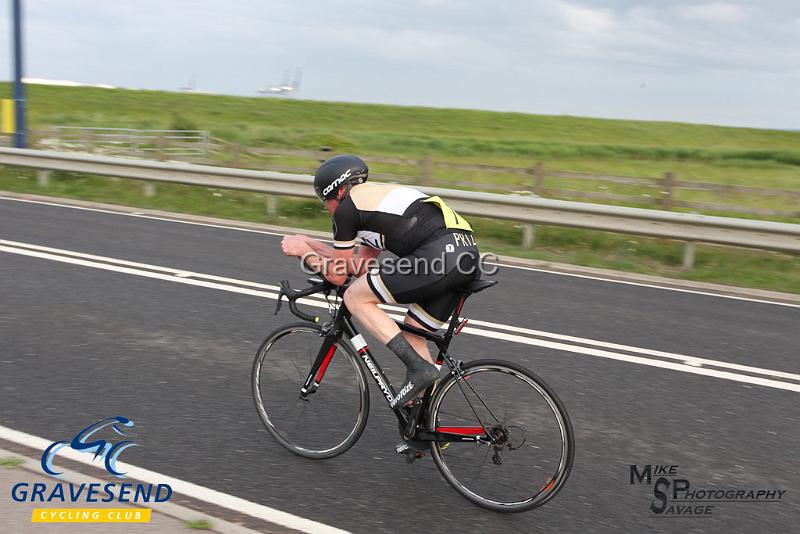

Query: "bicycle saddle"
<box><xmin>460</xmin><ymin>279</ymin><xmax>497</xmax><ymax>294</ymax></box>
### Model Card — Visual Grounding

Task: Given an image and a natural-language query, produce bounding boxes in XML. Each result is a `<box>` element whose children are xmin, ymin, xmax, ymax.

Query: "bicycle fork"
<box><xmin>299</xmin><ymin>335</ymin><xmax>338</xmax><ymax>399</ymax></box>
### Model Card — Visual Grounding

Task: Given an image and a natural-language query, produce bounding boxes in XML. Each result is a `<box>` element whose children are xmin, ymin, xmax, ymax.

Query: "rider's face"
<box><xmin>324</xmin><ymin>189</ymin><xmax>345</xmax><ymax>214</ymax></box>
<box><xmin>324</xmin><ymin>198</ymin><xmax>339</xmax><ymax>215</ymax></box>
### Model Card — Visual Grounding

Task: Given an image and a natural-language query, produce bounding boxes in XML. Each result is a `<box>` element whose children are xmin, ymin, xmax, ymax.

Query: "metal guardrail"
<box><xmin>7</xmin><ymin>131</ymin><xmax>800</xmax><ymax>219</ymax></box>
<box><xmin>1</xmin><ymin>148</ymin><xmax>799</xmax><ymax>266</ymax></box>
<box><xmin>202</xmin><ymin>143</ymin><xmax>800</xmax><ymax>219</ymax></box>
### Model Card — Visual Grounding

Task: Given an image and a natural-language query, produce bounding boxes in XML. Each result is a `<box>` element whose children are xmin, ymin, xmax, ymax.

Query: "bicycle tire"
<box><xmin>252</xmin><ymin>322</ymin><xmax>370</xmax><ymax>459</ymax></box>
<box><xmin>427</xmin><ymin>359</ymin><xmax>574</xmax><ymax>512</ymax></box>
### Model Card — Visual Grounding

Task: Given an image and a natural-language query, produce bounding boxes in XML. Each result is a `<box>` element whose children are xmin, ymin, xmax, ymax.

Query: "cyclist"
<box><xmin>281</xmin><ymin>154</ymin><xmax>480</xmax><ymax>408</ymax></box>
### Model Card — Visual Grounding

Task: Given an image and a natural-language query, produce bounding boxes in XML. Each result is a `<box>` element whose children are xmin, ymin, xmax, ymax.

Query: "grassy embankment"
<box><xmin>0</xmin><ymin>83</ymin><xmax>798</xmax><ymax>293</ymax></box>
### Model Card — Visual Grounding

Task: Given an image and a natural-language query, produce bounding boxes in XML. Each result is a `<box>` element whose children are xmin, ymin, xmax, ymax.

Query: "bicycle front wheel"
<box><xmin>252</xmin><ymin>323</ymin><xmax>369</xmax><ymax>459</ymax></box>
<box><xmin>427</xmin><ymin>359</ymin><xmax>574</xmax><ymax>512</ymax></box>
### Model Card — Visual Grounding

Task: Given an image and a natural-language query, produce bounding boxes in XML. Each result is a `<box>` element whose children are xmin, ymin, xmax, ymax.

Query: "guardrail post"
<box><xmin>419</xmin><ymin>155</ymin><xmax>432</xmax><ymax>186</ymax></box>
<box><xmin>682</xmin><ymin>241</ymin><xmax>695</xmax><ymax>270</ymax></box>
<box><xmin>83</xmin><ymin>129</ymin><xmax>92</xmax><ymax>152</ymax></box>
<box><xmin>531</xmin><ymin>162</ymin><xmax>544</xmax><ymax>195</ymax></box>
<box><xmin>521</xmin><ymin>163</ymin><xmax>544</xmax><ymax>247</ymax></box>
<box><xmin>156</xmin><ymin>134</ymin><xmax>167</xmax><ymax>161</ymax></box>
<box><xmin>201</xmin><ymin>131</ymin><xmax>210</xmax><ymax>161</ymax></box>
<box><xmin>662</xmin><ymin>171</ymin><xmax>675</xmax><ymax>210</ymax></box>
<box><xmin>143</xmin><ymin>183</ymin><xmax>156</xmax><ymax>197</ymax></box>
<box><xmin>265</xmin><ymin>195</ymin><xmax>277</xmax><ymax>217</ymax></box>
<box><xmin>522</xmin><ymin>224</ymin><xmax>535</xmax><ymax>248</ymax></box>
<box><xmin>128</xmin><ymin>130</ymin><xmax>138</xmax><ymax>157</ymax></box>
<box><xmin>36</xmin><ymin>169</ymin><xmax>50</xmax><ymax>187</ymax></box>
<box><xmin>230</xmin><ymin>141</ymin><xmax>241</xmax><ymax>166</ymax></box>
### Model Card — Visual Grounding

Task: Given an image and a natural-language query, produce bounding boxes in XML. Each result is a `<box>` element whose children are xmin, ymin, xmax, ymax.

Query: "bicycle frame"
<box><xmin>297</xmin><ymin>291</ymin><xmax>489</xmax><ymax>444</ymax></box>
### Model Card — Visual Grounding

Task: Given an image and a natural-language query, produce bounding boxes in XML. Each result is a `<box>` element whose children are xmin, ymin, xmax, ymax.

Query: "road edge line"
<box><xmin>0</xmin><ymin>445</ymin><xmax>265</xmax><ymax>534</ymax></box>
<box><xmin>0</xmin><ymin>425</ymin><xmax>351</xmax><ymax>534</ymax></box>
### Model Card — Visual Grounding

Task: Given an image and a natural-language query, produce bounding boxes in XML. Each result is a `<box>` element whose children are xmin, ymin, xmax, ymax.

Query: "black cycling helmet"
<box><xmin>314</xmin><ymin>154</ymin><xmax>369</xmax><ymax>201</ymax></box>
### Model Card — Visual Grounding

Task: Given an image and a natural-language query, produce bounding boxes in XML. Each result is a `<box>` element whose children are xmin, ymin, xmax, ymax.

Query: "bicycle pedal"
<box><xmin>406</xmin><ymin>450</ymin><xmax>425</xmax><ymax>464</ymax></box>
<box><xmin>395</xmin><ymin>443</ymin><xmax>426</xmax><ymax>464</ymax></box>
<box><xmin>394</xmin><ymin>441</ymin><xmax>427</xmax><ymax>457</ymax></box>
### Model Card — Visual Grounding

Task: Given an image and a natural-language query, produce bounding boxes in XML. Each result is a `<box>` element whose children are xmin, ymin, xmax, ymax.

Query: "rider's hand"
<box><xmin>281</xmin><ymin>235</ymin><xmax>308</xmax><ymax>257</ymax></box>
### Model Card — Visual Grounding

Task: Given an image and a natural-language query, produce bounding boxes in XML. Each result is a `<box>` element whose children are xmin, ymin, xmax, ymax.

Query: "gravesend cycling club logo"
<box><xmin>630</xmin><ymin>464</ymin><xmax>786</xmax><ymax>518</ymax></box>
<box><xmin>10</xmin><ymin>416</ymin><xmax>173</xmax><ymax>523</ymax></box>
<box><xmin>42</xmin><ymin>416</ymin><xmax>138</xmax><ymax>477</ymax></box>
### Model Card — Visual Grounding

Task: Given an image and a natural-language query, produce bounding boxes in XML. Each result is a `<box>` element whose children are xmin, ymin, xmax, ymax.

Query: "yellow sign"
<box><xmin>1</xmin><ymin>99</ymin><xmax>14</xmax><ymax>134</ymax></box>
<box><xmin>31</xmin><ymin>508</ymin><xmax>152</xmax><ymax>523</ymax></box>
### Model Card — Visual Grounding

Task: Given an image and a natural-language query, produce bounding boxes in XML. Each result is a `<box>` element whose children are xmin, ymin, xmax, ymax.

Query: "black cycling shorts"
<box><xmin>366</xmin><ymin>231</ymin><xmax>480</xmax><ymax>331</ymax></box>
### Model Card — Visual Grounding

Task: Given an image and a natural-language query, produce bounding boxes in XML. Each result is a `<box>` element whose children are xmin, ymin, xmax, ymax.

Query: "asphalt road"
<box><xmin>1</xmin><ymin>196</ymin><xmax>798</xmax><ymax>533</ymax></box>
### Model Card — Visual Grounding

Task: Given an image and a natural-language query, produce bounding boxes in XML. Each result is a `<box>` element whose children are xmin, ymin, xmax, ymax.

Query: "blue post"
<box><xmin>12</xmin><ymin>0</ymin><xmax>26</xmax><ymax>148</ymax></box>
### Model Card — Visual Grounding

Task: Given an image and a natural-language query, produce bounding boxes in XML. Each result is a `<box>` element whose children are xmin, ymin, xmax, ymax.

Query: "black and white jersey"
<box><xmin>332</xmin><ymin>183</ymin><xmax>470</xmax><ymax>256</ymax></box>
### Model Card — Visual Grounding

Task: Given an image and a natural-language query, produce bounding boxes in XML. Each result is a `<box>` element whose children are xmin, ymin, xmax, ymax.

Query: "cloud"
<box><xmin>548</xmin><ymin>1</ymin><xmax>800</xmax><ymax>73</ymax></box>
<box><xmin>560</xmin><ymin>3</ymin><xmax>614</xmax><ymax>34</ymax></box>
<box><xmin>1</xmin><ymin>0</ymin><xmax>798</xmax><ymax>127</ymax></box>
<box><xmin>309</xmin><ymin>26</ymin><xmax>503</xmax><ymax>67</ymax></box>
<box><xmin>681</xmin><ymin>2</ymin><xmax>746</xmax><ymax>23</ymax></box>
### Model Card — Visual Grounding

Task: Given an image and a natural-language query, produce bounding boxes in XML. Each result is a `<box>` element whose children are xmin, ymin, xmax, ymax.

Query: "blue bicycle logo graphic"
<box><xmin>41</xmin><ymin>416</ymin><xmax>138</xmax><ymax>478</ymax></box>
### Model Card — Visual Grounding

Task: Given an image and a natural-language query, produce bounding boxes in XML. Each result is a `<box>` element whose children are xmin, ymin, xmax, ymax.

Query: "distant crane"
<box><xmin>258</xmin><ymin>68</ymin><xmax>302</xmax><ymax>96</ymax></box>
<box><xmin>180</xmin><ymin>76</ymin><xmax>197</xmax><ymax>92</ymax></box>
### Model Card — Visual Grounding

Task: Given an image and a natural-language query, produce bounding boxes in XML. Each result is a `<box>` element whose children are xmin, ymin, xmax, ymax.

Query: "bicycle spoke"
<box><xmin>273</xmin><ymin>361</ymin><xmax>303</xmax><ymax>386</ymax></box>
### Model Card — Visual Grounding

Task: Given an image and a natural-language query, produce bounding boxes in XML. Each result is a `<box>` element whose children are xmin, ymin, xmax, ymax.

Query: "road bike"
<box><xmin>251</xmin><ymin>275</ymin><xmax>574</xmax><ymax>512</ymax></box>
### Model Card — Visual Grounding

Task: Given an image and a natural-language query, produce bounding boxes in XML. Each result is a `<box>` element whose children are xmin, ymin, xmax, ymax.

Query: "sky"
<box><xmin>1</xmin><ymin>0</ymin><xmax>799</xmax><ymax>129</ymax></box>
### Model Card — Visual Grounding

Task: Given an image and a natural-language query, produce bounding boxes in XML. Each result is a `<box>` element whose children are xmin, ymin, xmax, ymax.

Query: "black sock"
<box><xmin>386</xmin><ymin>333</ymin><xmax>428</xmax><ymax>369</ymax></box>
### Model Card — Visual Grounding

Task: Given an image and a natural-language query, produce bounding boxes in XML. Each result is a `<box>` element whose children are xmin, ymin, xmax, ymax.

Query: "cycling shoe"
<box><xmin>390</xmin><ymin>361</ymin><xmax>439</xmax><ymax>409</ymax></box>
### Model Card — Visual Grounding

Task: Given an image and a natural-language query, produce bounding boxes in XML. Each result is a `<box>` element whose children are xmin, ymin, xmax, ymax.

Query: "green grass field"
<box><xmin>5</xmin><ymin>82</ymin><xmax>799</xmax><ymax>216</ymax></box>
<box><xmin>1</xmin><ymin>83</ymin><xmax>798</xmax><ymax>293</ymax></box>
<box><xmin>5</xmin><ymin>82</ymin><xmax>800</xmax><ymax>167</ymax></box>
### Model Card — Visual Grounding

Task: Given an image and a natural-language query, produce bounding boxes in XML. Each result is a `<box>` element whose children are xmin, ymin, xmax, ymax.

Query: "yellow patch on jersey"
<box><xmin>423</xmin><ymin>196</ymin><xmax>473</xmax><ymax>232</ymax></box>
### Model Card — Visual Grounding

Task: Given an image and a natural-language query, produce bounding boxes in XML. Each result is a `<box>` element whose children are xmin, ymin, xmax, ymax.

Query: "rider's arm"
<box><xmin>296</xmin><ymin>197</ymin><xmax>364</xmax><ymax>286</ymax></box>
<box><xmin>301</xmin><ymin>237</ymin><xmax>378</xmax><ymax>284</ymax></box>
<box><xmin>300</xmin><ymin>245</ymin><xmax>351</xmax><ymax>286</ymax></box>
<box><xmin>299</xmin><ymin>236</ymin><xmax>336</xmax><ymax>259</ymax></box>
<box><xmin>353</xmin><ymin>245</ymin><xmax>380</xmax><ymax>276</ymax></box>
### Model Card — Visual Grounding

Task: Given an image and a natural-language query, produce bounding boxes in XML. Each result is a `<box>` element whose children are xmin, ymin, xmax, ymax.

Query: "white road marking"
<box><xmin>4</xmin><ymin>239</ymin><xmax>799</xmax><ymax>382</ymax></box>
<box><xmin>2</xmin><ymin>240</ymin><xmax>799</xmax><ymax>392</ymax></box>
<box><xmin>484</xmin><ymin>261</ymin><xmax>800</xmax><ymax>309</ymax></box>
<box><xmin>1</xmin><ymin>239</ymin><xmax>280</xmax><ymax>290</ymax></box>
<box><xmin>0</xmin><ymin>244</ymin><xmax>282</xmax><ymax>300</ymax></box>
<box><xmin>2</xmin><ymin>195</ymin><xmax>798</xmax><ymax>308</ymax></box>
<box><xmin>0</xmin><ymin>196</ymin><xmax>291</xmax><ymax>237</ymax></box>
<box><xmin>0</xmin><ymin>425</ymin><xmax>351</xmax><ymax>534</ymax></box>
<box><xmin>462</xmin><ymin>317</ymin><xmax>800</xmax><ymax>381</ymax></box>
<box><xmin>0</xmin><ymin>446</ymin><xmax>264</xmax><ymax>534</ymax></box>
<box><xmin>458</xmin><ymin>326</ymin><xmax>800</xmax><ymax>392</ymax></box>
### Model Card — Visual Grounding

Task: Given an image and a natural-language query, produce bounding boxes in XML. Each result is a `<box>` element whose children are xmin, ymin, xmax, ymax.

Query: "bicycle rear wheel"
<box><xmin>427</xmin><ymin>359</ymin><xmax>574</xmax><ymax>512</ymax></box>
<box><xmin>252</xmin><ymin>323</ymin><xmax>369</xmax><ymax>459</ymax></box>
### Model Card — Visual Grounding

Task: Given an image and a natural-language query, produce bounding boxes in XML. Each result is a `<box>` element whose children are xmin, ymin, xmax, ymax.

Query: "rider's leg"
<box><xmin>343</xmin><ymin>276</ymin><xmax>433</xmax><ymax>362</ymax></box>
<box><xmin>402</xmin><ymin>315</ymin><xmax>432</xmax><ymax>364</ymax></box>
<box><xmin>346</xmin><ymin>232</ymin><xmax>479</xmax><ymax>409</ymax></box>
<box><xmin>343</xmin><ymin>274</ymin><xmax>402</xmax><ymax>344</ymax></box>
<box><xmin>344</xmin><ymin>275</ymin><xmax>438</xmax><ymax>408</ymax></box>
